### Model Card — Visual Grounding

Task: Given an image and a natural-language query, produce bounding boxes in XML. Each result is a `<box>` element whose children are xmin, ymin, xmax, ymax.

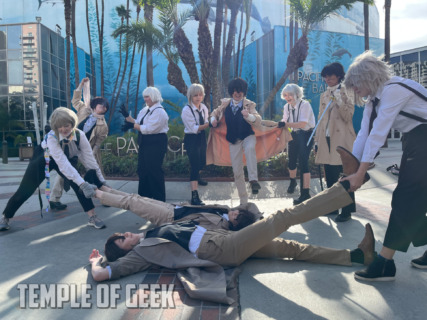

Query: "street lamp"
<box><xmin>36</xmin><ymin>16</ymin><xmax>42</xmax><ymax>23</ymax></box>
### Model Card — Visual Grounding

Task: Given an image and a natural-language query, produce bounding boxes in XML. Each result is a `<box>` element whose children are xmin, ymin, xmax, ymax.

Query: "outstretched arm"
<box><xmin>89</xmin><ymin>249</ymin><xmax>109</xmax><ymax>282</ymax></box>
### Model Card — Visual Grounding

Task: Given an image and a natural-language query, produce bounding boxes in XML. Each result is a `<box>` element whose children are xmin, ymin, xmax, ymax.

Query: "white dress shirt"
<box><xmin>282</xmin><ymin>99</ymin><xmax>315</xmax><ymax>131</ymax></box>
<box><xmin>353</xmin><ymin>76</ymin><xmax>427</xmax><ymax>162</ymax></box>
<box><xmin>181</xmin><ymin>103</ymin><xmax>209</xmax><ymax>134</ymax></box>
<box><xmin>135</xmin><ymin>102</ymin><xmax>169</xmax><ymax>135</ymax></box>
<box><xmin>44</xmin><ymin>129</ymin><xmax>105</xmax><ymax>186</ymax></box>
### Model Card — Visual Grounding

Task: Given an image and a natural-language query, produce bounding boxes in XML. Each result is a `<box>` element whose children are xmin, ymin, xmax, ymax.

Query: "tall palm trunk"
<box><xmin>135</xmin><ymin>45</ymin><xmax>145</xmax><ymax>116</ymax></box>
<box><xmin>71</xmin><ymin>0</ymin><xmax>79</xmax><ymax>88</ymax></box>
<box><xmin>86</xmin><ymin>0</ymin><xmax>96</xmax><ymax>94</ymax></box>
<box><xmin>222</xmin><ymin>0</ymin><xmax>243</xmax><ymax>93</ymax></box>
<box><xmin>127</xmin><ymin>4</ymin><xmax>141</xmax><ymax>110</ymax></box>
<box><xmin>95</xmin><ymin>0</ymin><xmax>105</xmax><ymax>96</ymax></box>
<box><xmin>64</xmin><ymin>0</ymin><xmax>71</xmax><ymax>108</ymax></box>
<box><xmin>110</xmin><ymin>0</ymin><xmax>131</xmax><ymax>126</ymax></box>
<box><xmin>144</xmin><ymin>3</ymin><xmax>154</xmax><ymax>86</ymax></box>
<box><xmin>235</xmin><ymin>5</ymin><xmax>244</xmax><ymax>77</ymax></box>
<box><xmin>364</xmin><ymin>0</ymin><xmax>369</xmax><ymax>50</ymax></box>
<box><xmin>211</xmin><ymin>0</ymin><xmax>224</xmax><ymax>108</ymax></box>
<box><xmin>173</xmin><ymin>27</ymin><xmax>200</xmax><ymax>84</ymax></box>
<box><xmin>238</xmin><ymin>0</ymin><xmax>252</xmax><ymax>77</ymax></box>
<box><xmin>384</xmin><ymin>0</ymin><xmax>391</xmax><ymax>62</ymax></box>
<box><xmin>198</xmin><ymin>9</ymin><xmax>213</xmax><ymax>108</ymax></box>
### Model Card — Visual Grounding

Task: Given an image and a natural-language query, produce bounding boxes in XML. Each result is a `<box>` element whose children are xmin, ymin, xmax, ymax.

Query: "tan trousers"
<box><xmin>198</xmin><ymin>182</ymin><xmax>353</xmax><ymax>267</ymax></box>
<box><xmin>229</xmin><ymin>134</ymin><xmax>258</xmax><ymax>204</ymax></box>
<box><xmin>99</xmin><ymin>189</ymin><xmax>175</xmax><ymax>226</ymax></box>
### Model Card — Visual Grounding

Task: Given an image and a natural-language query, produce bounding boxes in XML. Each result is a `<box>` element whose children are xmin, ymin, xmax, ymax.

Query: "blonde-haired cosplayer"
<box><xmin>0</xmin><ymin>107</ymin><xmax>108</xmax><ymax>231</ymax></box>
<box><xmin>341</xmin><ymin>51</ymin><xmax>427</xmax><ymax>281</ymax></box>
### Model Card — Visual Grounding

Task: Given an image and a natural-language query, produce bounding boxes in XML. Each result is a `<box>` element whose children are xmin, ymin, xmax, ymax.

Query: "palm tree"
<box><xmin>71</xmin><ymin>0</ymin><xmax>79</xmax><ymax>88</ymax></box>
<box><xmin>238</xmin><ymin>0</ymin><xmax>252</xmax><ymax>77</ymax></box>
<box><xmin>144</xmin><ymin>2</ymin><xmax>154</xmax><ymax>86</ymax></box>
<box><xmin>110</xmin><ymin>4</ymin><xmax>131</xmax><ymax>109</ymax></box>
<box><xmin>259</xmin><ymin>0</ymin><xmax>361</xmax><ymax>115</ymax></box>
<box><xmin>126</xmin><ymin>0</ymin><xmax>142</xmax><ymax>111</ymax></box>
<box><xmin>222</xmin><ymin>0</ymin><xmax>243</xmax><ymax>91</ymax></box>
<box><xmin>363</xmin><ymin>0</ymin><xmax>369</xmax><ymax>50</ymax></box>
<box><xmin>384</xmin><ymin>0</ymin><xmax>391</xmax><ymax>62</ymax></box>
<box><xmin>110</xmin><ymin>0</ymin><xmax>132</xmax><ymax>126</ymax></box>
<box><xmin>192</xmin><ymin>0</ymin><xmax>214</xmax><ymax>107</ymax></box>
<box><xmin>156</xmin><ymin>10</ymin><xmax>188</xmax><ymax>95</ymax></box>
<box><xmin>211</xmin><ymin>0</ymin><xmax>224</xmax><ymax>108</ymax></box>
<box><xmin>64</xmin><ymin>0</ymin><xmax>71</xmax><ymax>108</ymax></box>
<box><xmin>86</xmin><ymin>0</ymin><xmax>96</xmax><ymax>94</ymax></box>
<box><xmin>95</xmin><ymin>0</ymin><xmax>105</xmax><ymax>96</ymax></box>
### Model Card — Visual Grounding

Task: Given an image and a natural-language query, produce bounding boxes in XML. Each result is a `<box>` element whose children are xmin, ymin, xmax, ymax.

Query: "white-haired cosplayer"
<box><xmin>119</xmin><ymin>87</ymin><xmax>169</xmax><ymax>202</ymax></box>
<box><xmin>342</xmin><ymin>51</ymin><xmax>427</xmax><ymax>281</ymax></box>
<box><xmin>280</xmin><ymin>83</ymin><xmax>315</xmax><ymax>205</ymax></box>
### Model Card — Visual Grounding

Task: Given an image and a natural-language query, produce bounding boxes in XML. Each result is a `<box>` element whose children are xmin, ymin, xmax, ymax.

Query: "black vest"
<box><xmin>145</xmin><ymin>220</ymin><xmax>198</xmax><ymax>251</ymax></box>
<box><xmin>224</xmin><ymin>103</ymin><xmax>254</xmax><ymax>144</ymax></box>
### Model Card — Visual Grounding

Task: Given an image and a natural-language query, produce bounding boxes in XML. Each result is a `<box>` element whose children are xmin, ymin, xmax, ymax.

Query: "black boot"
<box><xmin>191</xmin><ymin>190</ymin><xmax>205</xmax><ymax>205</ymax></box>
<box><xmin>287</xmin><ymin>178</ymin><xmax>297</xmax><ymax>194</ymax></box>
<box><xmin>293</xmin><ymin>188</ymin><xmax>311</xmax><ymax>205</ymax></box>
<box><xmin>354</xmin><ymin>256</ymin><xmax>396</xmax><ymax>282</ymax></box>
<box><xmin>335</xmin><ymin>211</ymin><xmax>351</xmax><ymax>222</ymax></box>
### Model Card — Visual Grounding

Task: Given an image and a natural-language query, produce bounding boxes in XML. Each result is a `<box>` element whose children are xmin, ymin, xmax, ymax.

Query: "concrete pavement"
<box><xmin>0</xmin><ymin>139</ymin><xmax>426</xmax><ymax>320</ymax></box>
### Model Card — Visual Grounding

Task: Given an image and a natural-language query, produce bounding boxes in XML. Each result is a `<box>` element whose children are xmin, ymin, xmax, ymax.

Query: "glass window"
<box><xmin>52</xmin><ymin>88</ymin><xmax>59</xmax><ymax>99</ymax></box>
<box><xmin>0</xmin><ymin>86</ymin><xmax>7</xmax><ymax>95</ymax></box>
<box><xmin>9</xmin><ymin>61</ymin><xmax>24</xmax><ymax>85</ymax></box>
<box><xmin>42</xmin><ymin>49</ymin><xmax>50</xmax><ymax>63</ymax></box>
<box><xmin>41</xmin><ymin>26</ymin><xmax>49</xmax><ymax>53</ymax></box>
<box><xmin>43</xmin><ymin>85</ymin><xmax>51</xmax><ymax>97</ymax></box>
<box><xmin>8</xmin><ymin>50</ymin><xmax>22</xmax><ymax>60</ymax></box>
<box><xmin>9</xmin><ymin>95</ymin><xmax>24</xmax><ymax>121</ymax></box>
<box><xmin>401</xmin><ymin>52</ymin><xmax>419</xmax><ymax>81</ymax></box>
<box><xmin>51</xmin><ymin>64</ymin><xmax>59</xmax><ymax>89</ymax></box>
<box><xmin>0</xmin><ymin>28</ymin><xmax>6</xmax><ymax>50</ymax></box>
<box><xmin>7</xmin><ymin>26</ymin><xmax>22</xmax><ymax>50</ymax></box>
<box><xmin>420</xmin><ymin>50</ymin><xmax>427</xmax><ymax>88</ymax></box>
<box><xmin>9</xmin><ymin>86</ymin><xmax>24</xmax><ymax>94</ymax></box>
<box><xmin>0</xmin><ymin>50</ymin><xmax>6</xmax><ymax>60</ymax></box>
<box><xmin>58</xmin><ymin>38</ymin><xmax>65</xmax><ymax>60</ymax></box>
<box><xmin>53</xmin><ymin>98</ymin><xmax>60</xmax><ymax>109</ymax></box>
<box><xmin>59</xmin><ymin>67</ymin><xmax>66</xmax><ymax>91</ymax></box>
<box><xmin>0</xmin><ymin>61</ymin><xmax>6</xmax><ymax>84</ymax></box>
<box><xmin>42</xmin><ymin>60</ymin><xmax>50</xmax><ymax>86</ymax></box>
<box><xmin>51</xmin><ymin>55</ymin><xmax>58</xmax><ymax>66</ymax></box>
<box><xmin>50</xmin><ymin>32</ymin><xmax>58</xmax><ymax>56</ymax></box>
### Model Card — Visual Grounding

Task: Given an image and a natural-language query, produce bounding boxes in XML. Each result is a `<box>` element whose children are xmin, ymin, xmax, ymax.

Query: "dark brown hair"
<box><xmin>104</xmin><ymin>233</ymin><xmax>129</xmax><ymax>262</ymax></box>
<box><xmin>229</xmin><ymin>209</ymin><xmax>257</xmax><ymax>231</ymax></box>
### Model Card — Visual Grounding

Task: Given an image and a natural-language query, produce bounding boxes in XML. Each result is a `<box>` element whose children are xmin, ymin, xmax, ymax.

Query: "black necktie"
<box><xmin>197</xmin><ymin>110</ymin><xmax>204</xmax><ymax>125</ymax></box>
<box><xmin>62</xmin><ymin>139</ymin><xmax>71</xmax><ymax>192</ymax></box>
<box><xmin>140</xmin><ymin>109</ymin><xmax>150</xmax><ymax>125</ymax></box>
<box><xmin>368</xmin><ymin>98</ymin><xmax>380</xmax><ymax>133</ymax></box>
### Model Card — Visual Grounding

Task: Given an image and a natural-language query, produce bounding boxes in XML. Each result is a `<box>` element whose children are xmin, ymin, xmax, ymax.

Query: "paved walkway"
<box><xmin>0</xmin><ymin>140</ymin><xmax>426</xmax><ymax>320</ymax></box>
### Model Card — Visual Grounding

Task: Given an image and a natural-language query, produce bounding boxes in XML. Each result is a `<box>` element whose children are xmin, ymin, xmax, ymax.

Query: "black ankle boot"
<box><xmin>191</xmin><ymin>190</ymin><xmax>205</xmax><ymax>205</ymax></box>
<box><xmin>287</xmin><ymin>178</ymin><xmax>297</xmax><ymax>194</ymax></box>
<box><xmin>293</xmin><ymin>188</ymin><xmax>311</xmax><ymax>205</ymax></box>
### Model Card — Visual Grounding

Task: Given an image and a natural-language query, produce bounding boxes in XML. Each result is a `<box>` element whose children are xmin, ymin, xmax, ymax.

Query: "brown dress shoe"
<box><xmin>358</xmin><ymin>223</ymin><xmax>376</xmax><ymax>265</ymax></box>
<box><xmin>336</xmin><ymin>146</ymin><xmax>370</xmax><ymax>183</ymax></box>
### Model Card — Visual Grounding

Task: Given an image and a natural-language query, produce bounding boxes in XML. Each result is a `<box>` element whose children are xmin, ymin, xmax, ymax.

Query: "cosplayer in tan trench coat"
<box><xmin>315</xmin><ymin>62</ymin><xmax>356</xmax><ymax>222</ymax></box>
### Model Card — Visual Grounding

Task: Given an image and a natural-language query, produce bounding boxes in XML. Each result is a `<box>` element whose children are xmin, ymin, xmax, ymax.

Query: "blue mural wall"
<box><xmin>239</xmin><ymin>26</ymin><xmax>384</xmax><ymax>132</ymax></box>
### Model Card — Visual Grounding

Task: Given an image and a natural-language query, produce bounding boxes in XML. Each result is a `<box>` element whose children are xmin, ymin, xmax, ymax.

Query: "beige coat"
<box><xmin>314</xmin><ymin>84</ymin><xmax>356</xmax><ymax>165</ymax></box>
<box><xmin>207</xmin><ymin>98</ymin><xmax>292</xmax><ymax>166</ymax></box>
<box><xmin>72</xmin><ymin>90</ymin><xmax>108</xmax><ymax>165</ymax></box>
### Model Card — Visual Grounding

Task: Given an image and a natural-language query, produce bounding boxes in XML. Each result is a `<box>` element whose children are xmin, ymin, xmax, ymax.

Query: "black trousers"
<box><xmin>384</xmin><ymin>124</ymin><xmax>427</xmax><ymax>252</ymax></box>
<box><xmin>288</xmin><ymin>130</ymin><xmax>313</xmax><ymax>187</ymax></box>
<box><xmin>324</xmin><ymin>164</ymin><xmax>356</xmax><ymax>215</ymax></box>
<box><xmin>3</xmin><ymin>146</ymin><xmax>95</xmax><ymax>219</ymax></box>
<box><xmin>137</xmin><ymin>133</ymin><xmax>167</xmax><ymax>202</ymax></box>
<box><xmin>184</xmin><ymin>132</ymin><xmax>207</xmax><ymax>181</ymax></box>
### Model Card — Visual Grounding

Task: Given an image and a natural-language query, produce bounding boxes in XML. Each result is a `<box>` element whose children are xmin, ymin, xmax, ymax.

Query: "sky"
<box><xmin>374</xmin><ymin>0</ymin><xmax>427</xmax><ymax>53</ymax></box>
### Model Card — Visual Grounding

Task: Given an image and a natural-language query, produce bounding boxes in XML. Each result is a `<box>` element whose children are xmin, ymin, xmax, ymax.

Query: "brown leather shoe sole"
<box><xmin>358</xmin><ymin>223</ymin><xmax>375</xmax><ymax>265</ymax></box>
<box><xmin>336</xmin><ymin>146</ymin><xmax>370</xmax><ymax>183</ymax></box>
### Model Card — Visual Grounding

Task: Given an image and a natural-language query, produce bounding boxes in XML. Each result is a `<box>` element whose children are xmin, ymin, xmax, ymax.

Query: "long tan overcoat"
<box><xmin>314</xmin><ymin>84</ymin><xmax>356</xmax><ymax>165</ymax></box>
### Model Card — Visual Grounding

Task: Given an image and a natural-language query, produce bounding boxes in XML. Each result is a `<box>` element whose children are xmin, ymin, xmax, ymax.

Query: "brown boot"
<box><xmin>358</xmin><ymin>223</ymin><xmax>376</xmax><ymax>266</ymax></box>
<box><xmin>336</xmin><ymin>146</ymin><xmax>370</xmax><ymax>183</ymax></box>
